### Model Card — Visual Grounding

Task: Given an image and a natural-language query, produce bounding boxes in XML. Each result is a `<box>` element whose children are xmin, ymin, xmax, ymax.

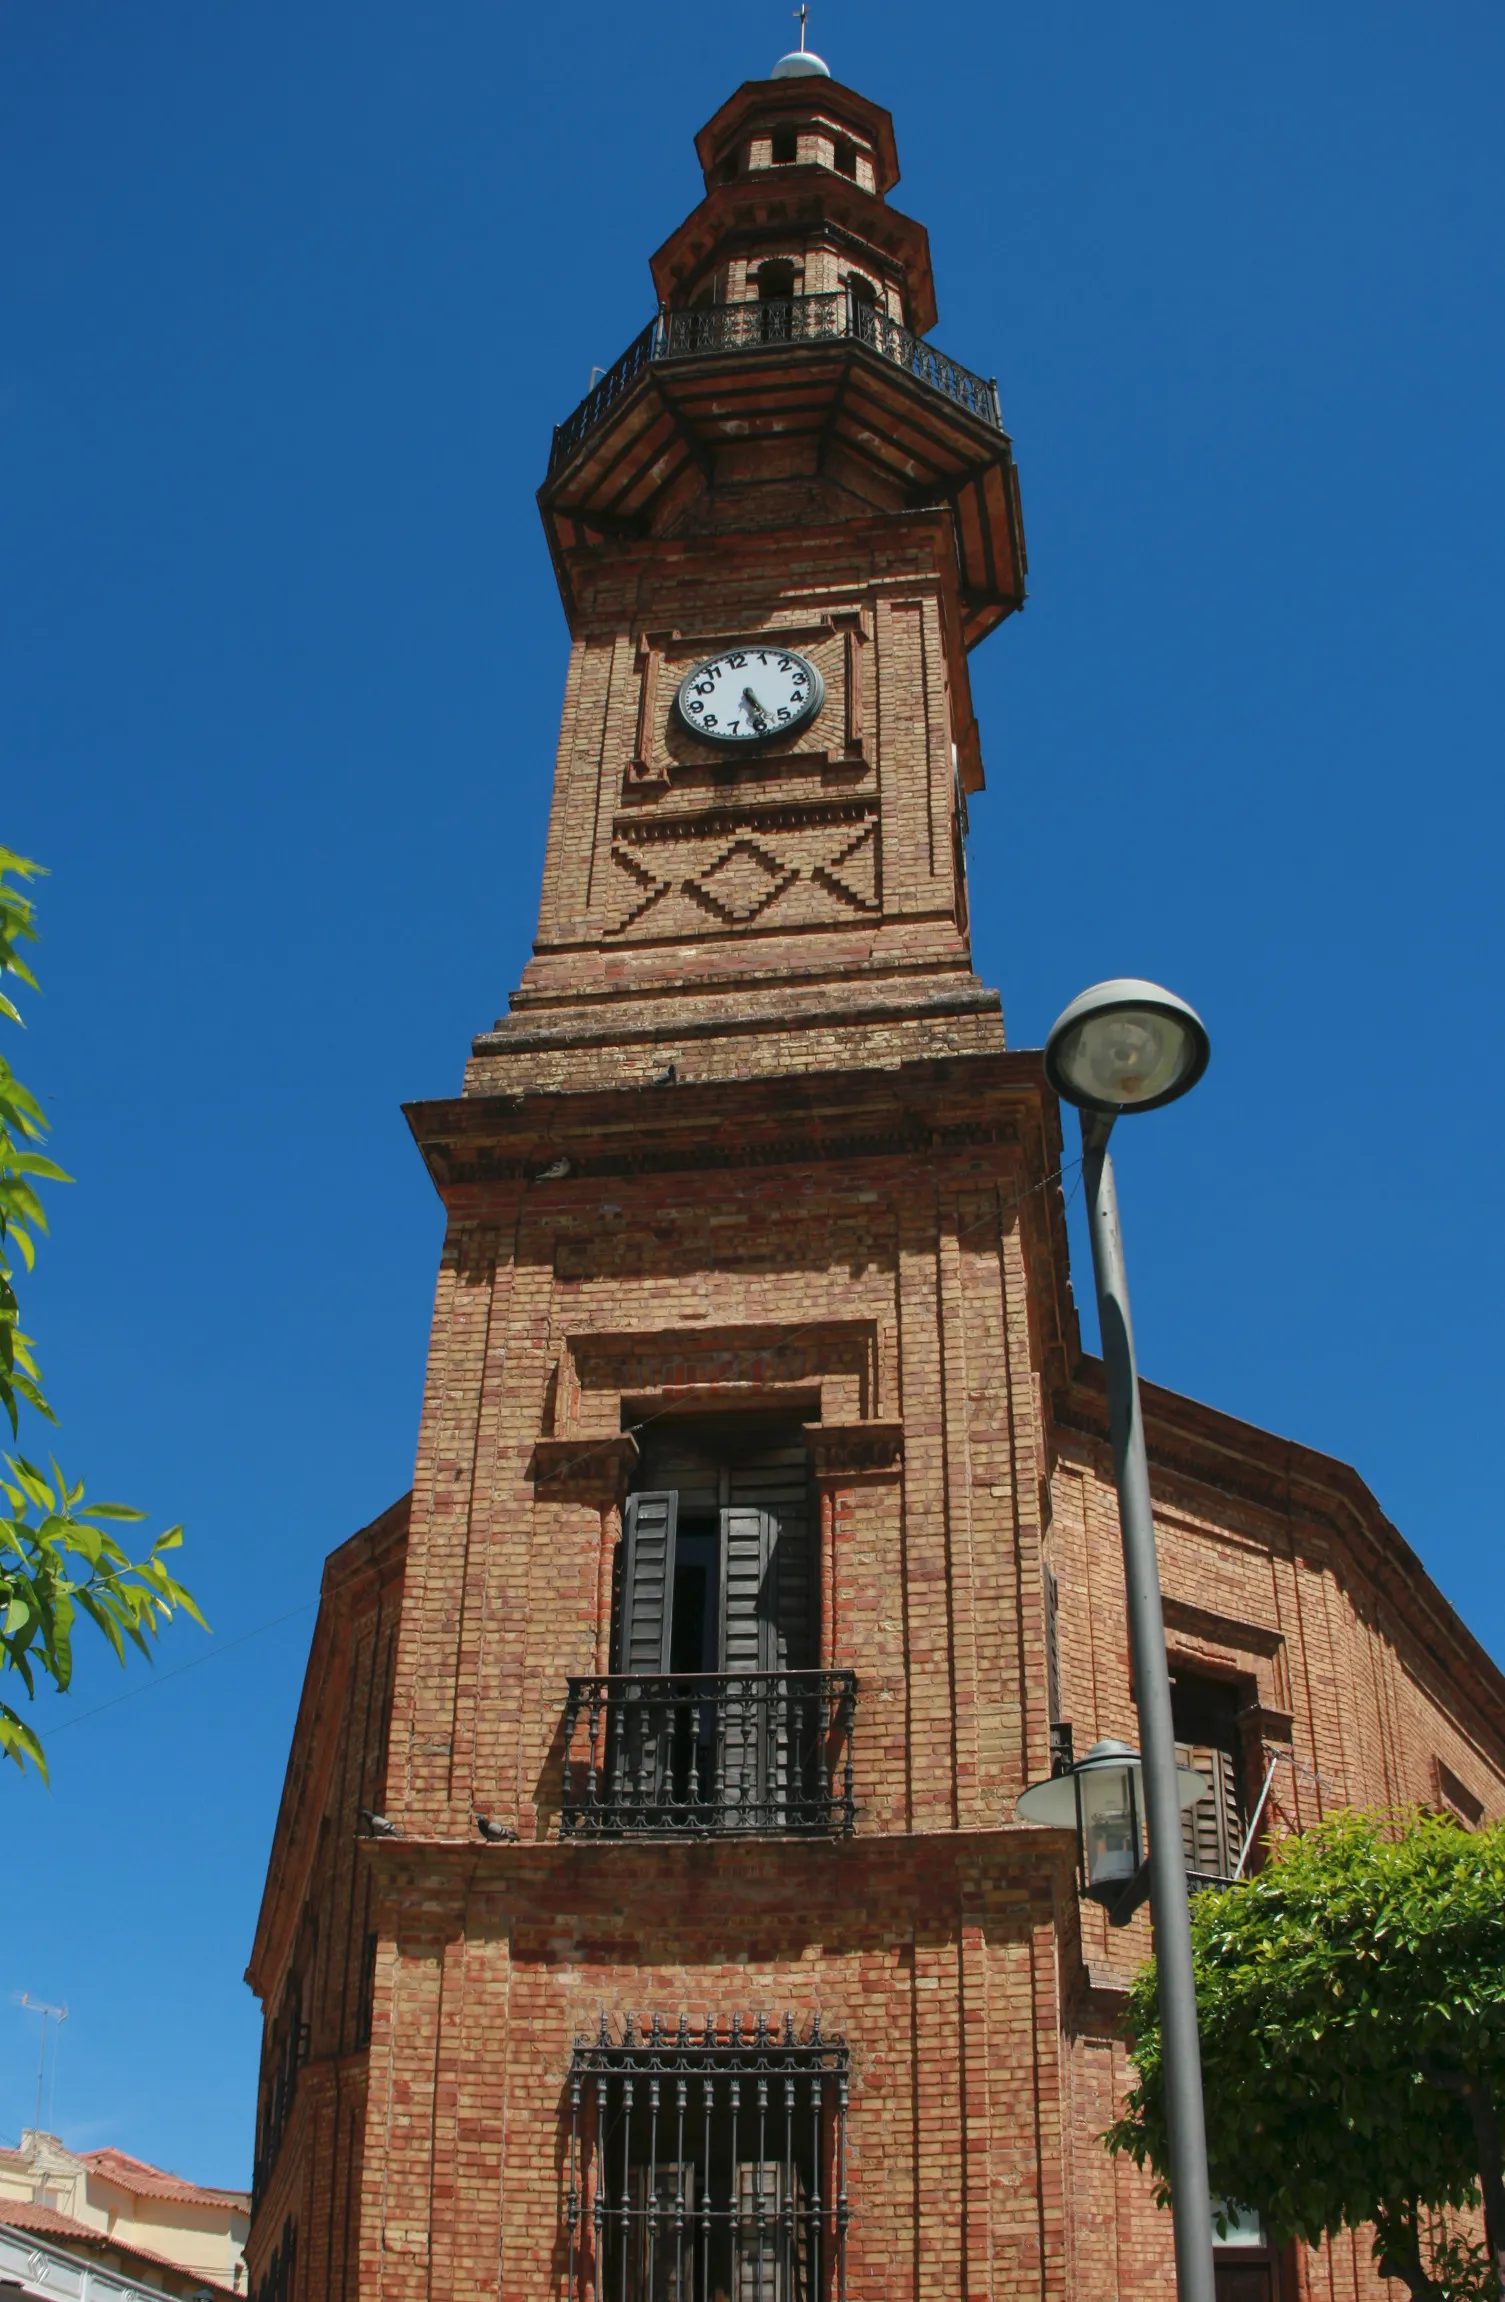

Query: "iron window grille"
<box><xmin>548</xmin><ymin>291</ymin><xmax>1003</xmax><ymax>475</ymax></box>
<box><xmin>252</xmin><ymin>1988</ymin><xmax>309</xmax><ymax>2208</ymax></box>
<box><xmin>566</xmin><ymin>2013</ymin><xmax>849</xmax><ymax>2302</ymax></box>
<box><xmin>353</xmin><ymin>1928</ymin><xmax>378</xmax><ymax>2049</ymax></box>
<box><xmin>252</xmin><ymin>2217</ymin><xmax>296</xmax><ymax>2302</ymax></box>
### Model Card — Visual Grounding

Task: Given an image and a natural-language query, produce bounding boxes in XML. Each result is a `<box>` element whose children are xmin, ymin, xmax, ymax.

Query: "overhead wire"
<box><xmin>43</xmin><ymin>1599</ymin><xmax>319</xmax><ymax>1739</ymax></box>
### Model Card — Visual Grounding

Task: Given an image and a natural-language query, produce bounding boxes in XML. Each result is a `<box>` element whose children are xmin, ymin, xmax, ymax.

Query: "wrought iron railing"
<box><xmin>548</xmin><ymin>292</ymin><xmax>1002</xmax><ymax>473</ymax></box>
<box><xmin>561</xmin><ymin>1669</ymin><xmax>857</xmax><ymax>1838</ymax></box>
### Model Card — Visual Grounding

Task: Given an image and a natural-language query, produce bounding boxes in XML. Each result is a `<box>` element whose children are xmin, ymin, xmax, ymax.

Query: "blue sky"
<box><xmin>2</xmin><ymin>0</ymin><xmax>1502</xmax><ymax>2190</ymax></box>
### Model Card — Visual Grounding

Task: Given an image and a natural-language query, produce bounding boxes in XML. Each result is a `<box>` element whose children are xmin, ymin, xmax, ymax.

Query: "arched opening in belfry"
<box><xmin>845</xmin><ymin>271</ymin><xmax>880</xmax><ymax>339</ymax></box>
<box><xmin>755</xmin><ymin>259</ymin><xmax>799</xmax><ymax>342</ymax></box>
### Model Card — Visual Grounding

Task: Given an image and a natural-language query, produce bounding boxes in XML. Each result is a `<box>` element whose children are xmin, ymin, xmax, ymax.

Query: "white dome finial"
<box><xmin>772</xmin><ymin>4</ymin><xmax>831</xmax><ymax>78</ymax></box>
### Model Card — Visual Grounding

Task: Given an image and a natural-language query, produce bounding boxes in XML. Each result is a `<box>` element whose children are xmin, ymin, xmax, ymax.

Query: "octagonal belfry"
<box><xmin>246</xmin><ymin>47</ymin><xmax>1505</xmax><ymax>2302</ymax></box>
<box><xmin>541</xmin><ymin>66</ymin><xmax>1024</xmax><ymax>655</ymax></box>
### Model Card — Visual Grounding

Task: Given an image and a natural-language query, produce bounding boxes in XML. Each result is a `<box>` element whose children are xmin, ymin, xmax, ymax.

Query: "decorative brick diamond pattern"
<box><xmin>812</xmin><ymin>821</ymin><xmax>880</xmax><ymax>913</ymax></box>
<box><xmin>686</xmin><ymin>837</ymin><xmax>797</xmax><ymax>925</ymax></box>
<box><xmin>608</xmin><ymin>844</ymin><xmax>671</xmax><ymax>932</ymax></box>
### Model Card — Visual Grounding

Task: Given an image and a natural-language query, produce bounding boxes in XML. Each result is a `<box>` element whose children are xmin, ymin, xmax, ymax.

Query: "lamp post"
<box><xmin>1040</xmin><ymin>978</ymin><xmax>1214</xmax><ymax>2302</ymax></box>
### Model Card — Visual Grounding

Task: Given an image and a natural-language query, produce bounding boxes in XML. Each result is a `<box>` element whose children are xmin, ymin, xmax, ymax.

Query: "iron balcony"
<box><xmin>561</xmin><ymin>1668</ymin><xmax>857</xmax><ymax>1839</ymax></box>
<box><xmin>549</xmin><ymin>292</ymin><xmax>1002</xmax><ymax>478</ymax></box>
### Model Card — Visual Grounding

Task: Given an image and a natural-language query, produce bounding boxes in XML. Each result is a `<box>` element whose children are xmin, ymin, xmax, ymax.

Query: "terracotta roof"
<box><xmin>77</xmin><ymin>2147</ymin><xmax>249</xmax><ymax>2214</ymax></box>
<box><xmin>0</xmin><ymin>2199</ymin><xmax>240</xmax><ymax>2294</ymax></box>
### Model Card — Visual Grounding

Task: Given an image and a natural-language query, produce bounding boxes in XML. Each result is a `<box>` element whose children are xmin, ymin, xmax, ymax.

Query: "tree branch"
<box><xmin>1461</xmin><ymin>2084</ymin><xmax>1505</xmax><ymax>2302</ymax></box>
<box><xmin>1420</xmin><ymin>2062</ymin><xmax>1505</xmax><ymax>2299</ymax></box>
<box><xmin>1375</xmin><ymin>2200</ymin><xmax>1446</xmax><ymax>2302</ymax></box>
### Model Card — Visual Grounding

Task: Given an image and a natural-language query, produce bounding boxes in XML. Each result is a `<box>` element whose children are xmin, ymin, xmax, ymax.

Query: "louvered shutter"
<box><xmin>1177</xmin><ymin>1742</ymin><xmax>1242</xmax><ymax>1881</ymax></box>
<box><xmin>726</xmin><ymin>1445</ymin><xmax>814</xmax><ymax>1668</ymax></box>
<box><xmin>619</xmin><ymin>1491</ymin><xmax>678</xmax><ymax>1675</ymax></box>
<box><xmin>719</xmin><ymin>1506</ymin><xmax>775</xmax><ymax>1674</ymax></box>
<box><xmin>719</xmin><ymin>1506</ymin><xmax>773</xmax><ymax>1819</ymax></box>
<box><xmin>1044</xmin><ymin>1564</ymin><xmax>1061</xmax><ymax>1726</ymax></box>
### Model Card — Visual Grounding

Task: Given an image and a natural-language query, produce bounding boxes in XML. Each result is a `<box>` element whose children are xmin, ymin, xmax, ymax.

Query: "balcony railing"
<box><xmin>548</xmin><ymin>292</ymin><xmax>1002</xmax><ymax>474</ymax></box>
<box><xmin>561</xmin><ymin>1670</ymin><xmax>857</xmax><ymax>1838</ymax></box>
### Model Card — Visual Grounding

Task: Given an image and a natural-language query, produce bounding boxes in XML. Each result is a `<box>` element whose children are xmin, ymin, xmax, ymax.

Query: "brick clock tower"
<box><xmin>248</xmin><ymin>47</ymin><xmax>1505</xmax><ymax>2302</ymax></box>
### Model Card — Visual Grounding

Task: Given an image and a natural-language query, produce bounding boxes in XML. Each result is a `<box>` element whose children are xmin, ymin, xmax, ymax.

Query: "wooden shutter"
<box><xmin>619</xmin><ymin>1491</ymin><xmax>678</xmax><ymax>1675</ymax></box>
<box><xmin>719</xmin><ymin>1506</ymin><xmax>775</xmax><ymax>1673</ymax></box>
<box><xmin>1044</xmin><ymin>1563</ymin><xmax>1061</xmax><ymax>1726</ymax></box>
<box><xmin>719</xmin><ymin>1506</ymin><xmax>772</xmax><ymax>1819</ymax></box>
<box><xmin>1177</xmin><ymin>1742</ymin><xmax>1243</xmax><ymax>1880</ymax></box>
<box><xmin>727</xmin><ymin>1443</ymin><xmax>814</xmax><ymax>1668</ymax></box>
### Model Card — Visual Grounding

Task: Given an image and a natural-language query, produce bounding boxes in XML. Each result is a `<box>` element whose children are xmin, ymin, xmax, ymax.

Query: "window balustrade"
<box><xmin>561</xmin><ymin>1670</ymin><xmax>856</xmax><ymax>1839</ymax></box>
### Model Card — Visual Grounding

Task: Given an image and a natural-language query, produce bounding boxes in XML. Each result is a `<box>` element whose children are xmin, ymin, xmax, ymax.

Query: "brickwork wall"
<box><xmin>353</xmin><ymin>1838</ymin><xmax>1070</xmax><ymax>2302</ymax></box>
<box><xmin>1046</xmin><ymin>1402</ymin><xmax>1505</xmax><ymax>2302</ymax></box>
<box><xmin>245</xmin><ymin>1501</ymin><xmax>406</xmax><ymax>2300</ymax></box>
<box><xmin>469</xmin><ymin>514</ymin><xmax>999</xmax><ymax>1099</ymax></box>
<box><xmin>247</xmin><ymin>1048</ymin><xmax>1505</xmax><ymax>2301</ymax></box>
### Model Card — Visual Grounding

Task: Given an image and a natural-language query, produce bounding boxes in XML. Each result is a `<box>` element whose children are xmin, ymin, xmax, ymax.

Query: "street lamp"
<box><xmin>1036</xmin><ymin>978</ymin><xmax>1215</xmax><ymax>2302</ymax></box>
<box><xmin>1017</xmin><ymin>1738</ymin><xmax>1210</xmax><ymax>1918</ymax></box>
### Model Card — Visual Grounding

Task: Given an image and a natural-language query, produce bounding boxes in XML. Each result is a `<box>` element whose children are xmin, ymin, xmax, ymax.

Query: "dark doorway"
<box><xmin>619</xmin><ymin>1417</ymin><xmax>817</xmax><ymax>1676</ymax></box>
<box><xmin>1214</xmin><ymin>2250</ymin><xmax>1280</xmax><ymax>2300</ymax></box>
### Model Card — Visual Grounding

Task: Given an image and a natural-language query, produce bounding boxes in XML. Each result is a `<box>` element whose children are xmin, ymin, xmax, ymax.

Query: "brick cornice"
<box><xmin>361</xmin><ymin>1822</ymin><xmax>1078</xmax><ymax>1909</ymax></box>
<box><xmin>405</xmin><ymin>1049</ymin><xmax>1048</xmax><ymax>1191</ymax></box>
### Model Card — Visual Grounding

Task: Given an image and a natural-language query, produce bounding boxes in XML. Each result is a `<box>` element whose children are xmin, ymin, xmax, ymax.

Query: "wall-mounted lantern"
<box><xmin>1017</xmin><ymin>1738</ymin><xmax>1209</xmax><ymax>1925</ymax></box>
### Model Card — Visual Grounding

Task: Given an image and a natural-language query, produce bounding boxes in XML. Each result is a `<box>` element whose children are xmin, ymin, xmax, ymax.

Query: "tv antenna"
<box><xmin>14</xmin><ymin>1995</ymin><xmax>69</xmax><ymax>2134</ymax></box>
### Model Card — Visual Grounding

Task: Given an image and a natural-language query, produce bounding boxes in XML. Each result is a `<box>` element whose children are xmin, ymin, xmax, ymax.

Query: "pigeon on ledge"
<box><xmin>475</xmin><ymin>1816</ymin><xmax>518</xmax><ymax>1843</ymax></box>
<box><xmin>359</xmin><ymin>1808</ymin><xmax>400</xmax><ymax>1838</ymax></box>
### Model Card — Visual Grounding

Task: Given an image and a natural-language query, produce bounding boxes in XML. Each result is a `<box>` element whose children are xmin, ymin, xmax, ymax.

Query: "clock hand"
<box><xmin>741</xmin><ymin>685</ymin><xmax>770</xmax><ymax>726</ymax></box>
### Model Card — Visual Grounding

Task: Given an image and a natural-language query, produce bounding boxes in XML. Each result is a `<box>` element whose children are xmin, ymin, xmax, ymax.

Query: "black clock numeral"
<box><xmin>777</xmin><ymin>706</ymin><xmax>790</xmax><ymax>720</ymax></box>
<box><xmin>727</xmin><ymin>652</ymin><xmax>747</xmax><ymax>668</ymax></box>
<box><xmin>756</xmin><ymin>650</ymin><xmax>769</xmax><ymax>665</ymax></box>
<box><xmin>688</xmin><ymin>700</ymin><xmax>704</xmax><ymax>713</ymax></box>
<box><xmin>692</xmin><ymin>678</ymin><xmax>714</xmax><ymax>697</ymax></box>
<box><xmin>776</xmin><ymin>655</ymin><xmax>794</xmax><ymax>672</ymax></box>
<box><xmin>702</xmin><ymin>714</ymin><xmax>718</xmax><ymax>727</ymax></box>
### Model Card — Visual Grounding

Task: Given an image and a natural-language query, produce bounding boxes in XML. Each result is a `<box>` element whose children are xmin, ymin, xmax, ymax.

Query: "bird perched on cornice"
<box><xmin>359</xmin><ymin>1808</ymin><xmax>400</xmax><ymax>1838</ymax></box>
<box><xmin>475</xmin><ymin>1815</ymin><xmax>517</xmax><ymax>1842</ymax></box>
<box><xmin>534</xmin><ymin>1155</ymin><xmax>574</xmax><ymax>1182</ymax></box>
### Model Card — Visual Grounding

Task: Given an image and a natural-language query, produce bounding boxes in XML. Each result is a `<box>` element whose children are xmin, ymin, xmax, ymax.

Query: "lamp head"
<box><xmin>1016</xmin><ymin>1738</ymin><xmax>1212</xmax><ymax>1902</ymax></box>
<box><xmin>1043</xmin><ymin>979</ymin><xmax>1209</xmax><ymax>1117</ymax></box>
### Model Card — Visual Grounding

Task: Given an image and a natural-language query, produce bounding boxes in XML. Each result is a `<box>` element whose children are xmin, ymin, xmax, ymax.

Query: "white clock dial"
<box><xmin>674</xmin><ymin>646</ymin><xmax>825</xmax><ymax>747</ymax></box>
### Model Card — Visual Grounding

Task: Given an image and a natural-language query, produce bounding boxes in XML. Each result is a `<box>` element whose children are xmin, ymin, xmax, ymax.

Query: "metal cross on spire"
<box><xmin>793</xmin><ymin>4</ymin><xmax>810</xmax><ymax>52</ymax></box>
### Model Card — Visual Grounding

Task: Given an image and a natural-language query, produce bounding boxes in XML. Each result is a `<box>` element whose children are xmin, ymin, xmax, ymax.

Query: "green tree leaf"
<box><xmin>0</xmin><ymin>844</ymin><xmax>199</xmax><ymax>1783</ymax></box>
<box><xmin>1107</xmin><ymin>1807</ymin><xmax>1505</xmax><ymax>2301</ymax></box>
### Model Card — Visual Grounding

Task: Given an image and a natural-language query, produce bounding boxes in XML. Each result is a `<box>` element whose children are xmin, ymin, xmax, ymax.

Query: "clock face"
<box><xmin>674</xmin><ymin>646</ymin><xmax>825</xmax><ymax>747</ymax></box>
